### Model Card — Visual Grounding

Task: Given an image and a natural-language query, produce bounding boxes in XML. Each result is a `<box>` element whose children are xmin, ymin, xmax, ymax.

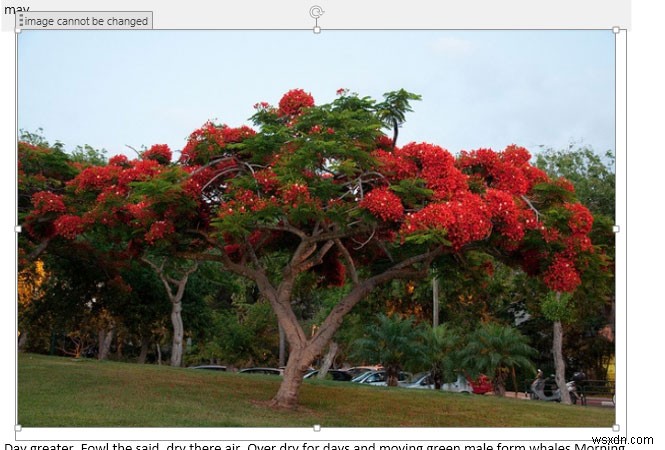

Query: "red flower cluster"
<box><xmin>126</xmin><ymin>200</ymin><xmax>156</xmax><ymax>226</ymax></box>
<box><xmin>278</xmin><ymin>89</ymin><xmax>315</xmax><ymax>117</ymax></box>
<box><xmin>179</xmin><ymin>122</ymin><xmax>256</xmax><ymax>165</ymax></box>
<box><xmin>217</xmin><ymin>188</ymin><xmax>278</xmax><ymax>222</ymax></box>
<box><xmin>457</xmin><ymin>145</ymin><xmax>549</xmax><ymax>196</ymax></box>
<box><xmin>253</xmin><ymin>101</ymin><xmax>271</xmax><ymax>111</ymax></box>
<box><xmin>565</xmin><ymin>234</ymin><xmax>594</xmax><ymax>255</ymax></box>
<box><xmin>254</xmin><ymin>168</ymin><xmax>280</xmax><ymax>193</ymax></box>
<box><xmin>484</xmin><ymin>188</ymin><xmax>524</xmax><ymax>243</ymax></box>
<box><xmin>565</xmin><ymin>202</ymin><xmax>594</xmax><ymax>235</ymax></box>
<box><xmin>71</xmin><ymin>165</ymin><xmax>121</xmax><ymax>192</ymax></box>
<box><xmin>281</xmin><ymin>183</ymin><xmax>313</xmax><ymax>208</ymax></box>
<box><xmin>501</xmin><ymin>144</ymin><xmax>531</xmax><ymax>166</ymax></box>
<box><xmin>179</xmin><ymin>122</ymin><xmax>226</xmax><ymax>165</ymax></box>
<box><xmin>53</xmin><ymin>214</ymin><xmax>84</xmax><ymax>239</ymax></box>
<box><xmin>109</xmin><ymin>154</ymin><xmax>130</xmax><ymax>166</ymax></box>
<box><xmin>374</xmin><ymin>142</ymin><xmax>468</xmax><ymax>199</ymax></box>
<box><xmin>554</xmin><ymin>177</ymin><xmax>576</xmax><ymax>193</ymax></box>
<box><xmin>540</xmin><ymin>227</ymin><xmax>561</xmax><ymax>243</ymax></box>
<box><xmin>375</xmin><ymin>135</ymin><xmax>394</xmax><ymax>151</ymax></box>
<box><xmin>236</xmin><ymin>188</ymin><xmax>276</xmax><ymax>213</ymax></box>
<box><xmin>116</xmin><ymin>159</ymin><xmax>162</xmax><ymax>186</ymax></box>
<box><xmin>220</xmin><ymin>125</ymin><xmax>256</xmax><ymax>143</ymax></box>
<box><xmin>183</xmin><ymin>166</ymin><xmax>215</xmax><ymax>197</ymax></box>
<box><xmin>404</xmin><ymin>143</ymin><xmax>469</xmax><ymax>199</ymax></box>
<box><xmin>373</xmin><ymin>149</ymin><xmax>418</xmax><ymax>181</ymax></box>
<box><xmin>31</xmin><ymin>192</ymin><xmax>66</xmax><ymax>215</ymax></box>
<box><xmin>70</xmin><ymin>159</ymin><xmax>163</xmax><ymax>195</ymax></box>
<box><xmin>142</xmin><ymin>144</ymin><xmax>172</xmax><ymax>165</ymax></box>
<box><xmin>401</xmin><ymin>192</ymin><xmax>491</xmax><ymax>249</ymax></box>
<box><xmin>144</xmin><ymin>220</ymin><xmax>175</xmax><ymax>244</ymax></box>
<box><xmin>522</xmin><ymin>165</ymin><xmax>550</xmax><ymax>188</ymax></box>
<box><xmin>543</xmin><ymin>253</ymin><xmax>581</xmax><ymax>292</ymax></box>
<box><xmin>359</xmin><ymin>187</ymin><xmax>404</xmax><ymax>222</ymax></box>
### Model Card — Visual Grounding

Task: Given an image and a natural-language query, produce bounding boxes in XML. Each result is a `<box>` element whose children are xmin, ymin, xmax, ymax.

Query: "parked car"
<box><xmin>188</xmin><ymin>365</ymin><xmax>227</xmax><ymax>371</ymax></box>
<box><xmin>303</xmin><ymin>369</ymin><xmax>353</xmax><ymax>381</ymax></box>
<box><xmin>405</xmin><ymin>372</ymin><xmax>473</xmax><ymax>393</ymax></box>
<box><xmin>468</xmin><ymin>374</ymin><xmax>493</xmax><ymax>394</ymax></box>
<box><xmin>239</xmin><ymin>367</ymin><xmax>283</xmax><ymax>376</ymax></box>
<box><xmin>345</xmin><ymin>366</ymin><xmax>382</xmax><ymax>378</ymax></box>
<box><xmin>351</xmin><ymin>370</ymin><xmax>412</xmax><ymax>386</ymax></box>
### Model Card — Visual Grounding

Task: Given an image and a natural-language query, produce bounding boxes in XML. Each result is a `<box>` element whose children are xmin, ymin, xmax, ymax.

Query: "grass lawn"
<box><xmin>18</xmin><ymin>353</ymin><xmax>614</xmax><ymax>427</ymax></box>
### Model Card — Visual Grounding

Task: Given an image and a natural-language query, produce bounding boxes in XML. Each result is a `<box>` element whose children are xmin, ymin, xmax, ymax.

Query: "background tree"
<box><xmin>376</xmin><ymin>89</ymin><xmax>422</xmax><ymax>148</ymax></box>
<box><xmin>459</xmin><ymin>322</ymin><xmax>536</xmax><ymax>396</ymax></box>
<box><xmin>141</xmin><ymin>257</ymin><xmax>198</xmax><ymax>367</ymax></box>
<box><xmin>350</xmin><ymin>313</ymin><xmax>425</xmax><ymax>386</ymax></box>
<box><xmin>535</xmin><ymin>146</ymin><xmax>615</xmax><ymax>380</ymax></box>
<box><xmin>421</xmin><ymin>323</ymin><xmax>463</xmax><ymax>389</ymax></box>
<box><xmin>535</xmin><ymin>146</ymin><xmax>614</xmax><ymax>218</ymax></box>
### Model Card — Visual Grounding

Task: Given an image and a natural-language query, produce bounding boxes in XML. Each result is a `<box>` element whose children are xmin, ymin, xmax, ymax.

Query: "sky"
<box><xmin>18</xmin><ymin>30</ymin><xmax>615</xmax><ymax>159</ymax></box>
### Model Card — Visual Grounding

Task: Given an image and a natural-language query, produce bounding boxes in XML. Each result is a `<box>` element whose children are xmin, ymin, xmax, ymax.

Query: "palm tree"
<box><xmin>376</xmin><ymin>90</ymin><xmax>422</xmax><ymax>148</ymax></box>
<box><xmin>351</xmin><ymin>314</ymin><xmax>424</xmax><ymax>386</ymax></box>
<box><xmin>459</xmin><ymin>322</ymin><xmax>537</xmax><ymax>396</ymax></box>
<box><xmin>422</xmin><ymin>323</ymin><xmax>463</xmax><ymax>389</ymax></box>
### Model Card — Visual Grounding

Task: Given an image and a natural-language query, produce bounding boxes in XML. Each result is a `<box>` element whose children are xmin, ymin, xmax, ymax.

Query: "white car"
<box><xmin>405</xmin><ymin>372</ymin><xmax>473</xmax><ymax>393</ymax></box>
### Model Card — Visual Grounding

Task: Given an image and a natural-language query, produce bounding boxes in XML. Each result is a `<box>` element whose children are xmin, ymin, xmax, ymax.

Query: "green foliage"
<box><xmin>20</xmin><ymin>128</ymin><xmax>61</xmax><ymax>148</ymax></box>
<box><xmin>350</xmin><ymin>314</ymin><xmax>426</xmax><ymax>376</ymax></box>
<box><xmin>535</xmin><ymin>146</ymin><xmax>615</xmax><ymax>218</ymax></box>
<box><xmin>459</xmin><ymin>323</ymin><xmax>536</xmax><ymax>385</ymax></box>
<box><xmin>422</xmin><ymin>323</ymin><xmax>464</xmax><ymax>384</ymax></box>
<box><xmin>188</xmin><ymin>299</ymin><xmax>278</xmax><ymax>367</ymax></box>
<box><xmin>389</xmin><ymin>178</ymin><xmax>434</xmax><ymax>206</ymax></box>
<box><xmin>18</xmin><ymin>138</ymin><xmax>78</xmax><ymax>219</ymax></box>
<box><xmin>184</xmin><ymin>270</ymin><xmax>280</xmax><ymax>367</ymax></box>
<box><xmin>541</xmin><ymin>291</ymin><xmax>574</xmax><ymax>323</ymax></box>
<box><xmin>531</xmin><ymin>144</ymin><xmax>615</xmax><ymax>378</ymax></box>
<box><xmin>376</xmin><ymin>89</ymin><xmax>422</xmax><ymax>145</ymax></box>
<box><xmin>70</xmin><ymin>144</ymin><xmax>108</xmax><ymax>167</ymax></box>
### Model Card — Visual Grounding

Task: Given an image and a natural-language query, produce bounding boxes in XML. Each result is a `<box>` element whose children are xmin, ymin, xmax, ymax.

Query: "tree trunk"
<box><xmin>432</xmin><ymin>276</ymin><xmax>439</xmax><ymax>328</ymax></box>
<box><xmin>317</xmin><ymin>341</ymin><xmax>338</xmax><ymax>379</ymax></box>
<box><xmin>170</xmin><ymin>300</ymin><xmax>184</xmax><ymax>367</ymax></box>
<box><xmin>18</xmin><ymin>331</ymin><xmax>28</xmax><ymax>352</ymax></box>
<box><xmin>138</xmin><ymin>335</ymin><xmax>150</xmax><ymax>364</ymax></box>
<box><xmin>386</xmin><ymin>364</ymin><xmax>400</xmax><ymax>387</ymax></box>
<box><xmin>431</xmin><ymin>364</ymin><xmax>443</xmax><ymax>390</ymax></box>
<box><xmin>553</xmin><ymin>320</ymin><xmax>572</xmax><ymax>404</ymax></box>
<box><xmin>98</xmin><ymin>323</ymin><xmax>115</xmax><ymax>361</ymax></box>
<box><xmin>270</xmin><ymin>347</ymin><xmax>311</xmax><ymax>408</ymax></box>
<box><xmin>493</xmin><ymin>369</ymin><xmax>507</xmax><ymax>397</ymax></box>
<box><xmin>243</xmin><ymin>243</ymin><xmax>440</xmax><ymax>409</ymax></box>
<box><xmin>141</xmin><ymin>257</ymin><xmax>197</xmax><ymax>369</ymax></box>
<box><xmin>278</xmin><ymin>323</ymin><xmax>286</xmax><ymax>367</ymax></box>
<box><xmin>511</xmin><ymin>367</ymin><xmax>519</xmax><ymax>398</ymax></box>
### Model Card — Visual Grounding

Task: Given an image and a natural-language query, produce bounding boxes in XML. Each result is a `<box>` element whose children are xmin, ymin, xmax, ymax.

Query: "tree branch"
<box><xmin>520</xmin><ymin>195</ymin><xmax>542</xmax><ymax>222</ymax></box>
<box><xmin>255</xmin><ymin>222</ymin><xmax>308</xmax><ymax>240</ymax></box>
<box><xmin>335</xmin><ymin>239</ymin><xmax>358</xmax><ymax>285</ymax></box>
<box><xmin>310</xmin><ymin>245</ymin><xmax>444</xmax><ymax>349</ymax></box>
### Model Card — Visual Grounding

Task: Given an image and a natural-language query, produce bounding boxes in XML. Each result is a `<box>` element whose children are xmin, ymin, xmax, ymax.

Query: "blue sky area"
<box><xmin>18</xmin><ymin>30</ymin><xmax>615</xmax><ymax>159</ymax></box>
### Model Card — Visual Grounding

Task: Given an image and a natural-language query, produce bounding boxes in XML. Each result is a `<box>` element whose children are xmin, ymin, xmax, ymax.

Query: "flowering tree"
<box><xmin>24</xmin><ymin>89</ymin><xmax>598</xmax><ymax>409</ymax></box>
